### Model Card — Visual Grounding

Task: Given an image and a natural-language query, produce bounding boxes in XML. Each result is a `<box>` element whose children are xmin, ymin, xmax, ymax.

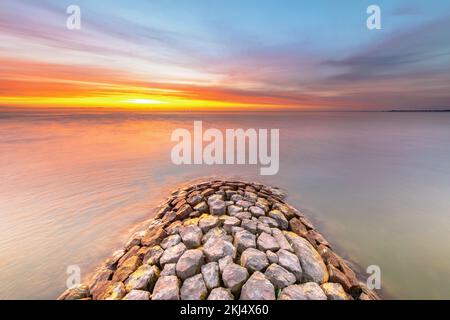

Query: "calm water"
<box><xmin>1</xmin><ymin>110</ymin><xmax>450</xmax><ymax>300</ymax></box>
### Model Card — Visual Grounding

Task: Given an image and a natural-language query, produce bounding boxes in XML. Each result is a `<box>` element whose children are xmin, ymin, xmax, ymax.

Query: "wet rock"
<box><xmin>125</xmin><ymin>264</ymin><xmax>160</xmax><ymax>292</ymax></box>
<box><xmin>113</xmin><ymin>256</ymin><xmax>142</xmax><ymax>282</ymax></box>
<box><xmin>160</xmin><ymin>234</ymin><xmax>181</xmax><ymax>249</ymax></box>
<box><xmin>317</xmin><ymin>245</ymin><xmax>341</xmax><ymax>268</ymax></box>
<box><xmin>321</xmin><ymin>282</ymin><xmax>349</xmax><ymax>300</ymax></box>
<box><xmin>179</xmin><ymin>225</ymin><xmax>202</xmax><ymax>249</ymax></box>
<box><xmin>240</xmin><ymin>248</ymin><xmax>269</xmax><ymax>272</ymax></box>
<box><xmin>104</xmin><ymin>249</ymin><xmax>125</xmax><ymax>269</ymax></box>
<box><xmin>285</xmin><ymin>232</ymin><xmax>328</xmax><ymax>284</ymax></box>
<box><xmin>123</xmin><ymin>290</ymin><xmax>151</xmax><ymax>300</ymax></box>
<box><xmin>199</xmin><ymin>215</ymin><xmax>220</xmax><ymax>233</ymax></box>
<box><xmin>176</xmin><ymin>204</ymin><xmax>193</xmax><ymax>220</ymax></box>
<box><xmin>165</xmin><ymin>221</ymin><xmax>182</xmax><ymax>235</ymax></box>
<box><xmin>152</xmin><ymin>276</ymin><xmax>180</xmax><ymax>300</ymax></box>
<box><xmin>141</xmin><ymin>227</ymin><xmax>167</xmax><ymax>247</ymax></box>
<box><xmin>180</xmin><ymin>274</ymin><xmax>208</xmax><ymax>300</ymax></box>
<box><xmin>105</xmin><ymin>282</ymin><xmax>127</xmax><ymax>300</ymax></box>
<box><xmin>327</xmin><ymin>264</ymin><xmax>352</xmax><ymax>292</ymax></box>
<box><xmin>159</xmin><ymin>242</ymin><xmax>187</xmax><ymax>266</ymax></box>
<box><xmin>208</xmin><ymin>287</ymin><xmax>234</xmax><ymax>300</ymax></box>
<box><xmin>240</xmin><ymin>272</ymin><xmax>275</xmax><ymax>300</ymax></box>
<box><xmin>257</xmin><ymin>232</ymin><xmax>280</xmax><ymax>252</ymax></box>
<box><xmin>143</xmin><ymin>245</ymin><xmax>164</xmax><ymax>265</ymax></box>
<box><xmin>203</xmin><ymin>238</ymin><xmax>236</xmax><ymax>262</ymax></box>
<box><xmin>124</xmin><ymin>231</ymin><xmax>145</xmax><ymax>250</ymax></box>
<box><xmin>176</xmin><ymin>249</ymin><xmax>205</xmax><ymax>280</ymax></box>
<box><xmin>201</xmin><ymin>188</ymin><xmax>215</xmax><ymax>197</ymax></box>
<box><xmin>58</xmin><ymin>284</ymin><xmax>90</xmax><ymax>300</ymax></box>
<box><xmin>222</xmin><ymin>263</ymin><xmax>249</xmax><ymax>293</ymax></box>
<box><xmin>273</xmin><ymin>203</ymin><xmax>298</xmax><ymax>220</ymax></box>
<box><xmin>233</xmin><ymin>230</ymin><xmax>257</xmax><ymax>253</ymax></box>
<box><xmin>201</xmin><ymin>262</ymin><xmax>220</xmax><ymax>290</ymax></box>
<box><xmin>277</xmin><ymin>249</ymin><xmax>302</xmax><ymax>282</ymax></box>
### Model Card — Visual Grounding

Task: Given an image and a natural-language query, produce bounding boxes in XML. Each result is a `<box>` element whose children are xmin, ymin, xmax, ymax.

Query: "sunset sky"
<box><xmin>1</xmin><ymin>0</ymin><xmax>450</xmax><ymax>110</ymax></box>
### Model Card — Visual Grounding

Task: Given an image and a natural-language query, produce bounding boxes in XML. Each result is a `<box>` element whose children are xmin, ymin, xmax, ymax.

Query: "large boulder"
<box><xmin>143</xmin><ymin>245</ymin><xmax>164</xmax><ymax>265</ymax></box>
<box><xmin>203</xmin><ymin>238</ymin><xmax>236</xmax><ymax>262</ymax></box>
<box><xmin>320</xmin><ymin>282</ymin><xmax>350</xmax><ymax>300</ymax></box>
<box><xmin>277</xmin><ymin>249</ymin><xmax>302</xmax><ymax>282</ymax></box>
<box><xmin>208</xmin><ymin>287</ymin><xmax>234</xmax><ymax>300</ymax></box>
<box><xmin>58</xmin><ymin>284</ymin><xmax>90</xmax><ymax>300</ymax></box>
<box><xmin>264</xmin><ymin>264</ymin><xmax>296</xmax><ymax>290</ymax></box>
<box><xmin>113</xmin><ymin>256</ymin><xmax>142</xmax><ymax>282</ymax></box>
<box><xmin>152</xmin><ymin>276</ymin><xmax>180</xmax><ymax>300</ymax></box>
<box><xmin>123</xmin><ymin>290</ymin><xmax>150</xmax><ymax>300</ymax></box>
<box><xmin>223</xmin><ymin>216</ymin><xmax>241</xmax><ymax>234</ymax></box>
<box><xmin>176</xmin><ymin>249</ymin><xmax>205</xmax><ymax>280</ymax></box>
<box><xmin>159</xmin><ymin>242</ymin><xmax>187</xmax><ymax>266</ymax></box>
<box><xmin>179</xmin><ymin>224</ymin><xmax>203</xmax><ymax>248</ymax></box>
<box><xmin>201</xmin><ymin>262</ymin><xmax>220</xmax><ymax>290</ymax></box>
<box><xmin>268</xmin><ymin>210</ymin><xmax>289</xmax><ymax>230</ymax></box>
<box><xmin>160</xmin><ymin>234</ymin><xmax>181</xmax><ymax>249</ymax></box>
<box><xmin>180</xmin><ymin>274</ymin><xmax>208</xmax><ymax>300</ymax></box>
<box><xmin>125</xmin><ymin>264</ymin><xmax>160</xmax><ymax>292</ymax></box>
<box><xmin>222</xmin><ymin>263</ymin><xmax>249</xmax><ymax>293</ymax></box>
<box><xmin>233</xmin><ymin>230</ymin><xmax>256</xmax><ymax>253</ymax></box>
<box><xmin>199</xmin><ymin>215</ymin><xmax>220</xmax><ymax>233</ymax></box>
<box><xmin>257</xmin><ymin>232</ymin><xmax>280</xmax><ymax>252</ymax></box>
<box><xmin>240</xmin><ymin>272</ymin><xmax>275</xmax><ymax>300</ymax></box>
<box><xmin>271</xmin><ymin>228</ymin><xmax>293</xmax><ymax>252</ymax></box>
<box><xmin>284</xmin><ymin>232</ymin><xmax>328</xmax><ymax>284</ymax></box>
<box><xmin>240</xmin><ymin>248</ymin><xmax>269</xmax><ymax>272</ymax></box>
<box><xmin>249</xmin><ymin>206</ymin><xmax>265</xmax><ymax>217</ymax></box>
<box><xmin>278</xmin><ymin>282</ymin><xmax>327</xmax><ymax>300</ymax></box>
<box><xmin>210</xmin><ymin>200</ymin><xmax>226</xmax><ymax>215</ymax></box>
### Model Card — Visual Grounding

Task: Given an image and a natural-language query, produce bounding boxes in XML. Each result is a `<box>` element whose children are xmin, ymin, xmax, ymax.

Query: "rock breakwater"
<box><xmin>59</xmin><ymin>180</ymin><xmax>379</xmax><ymax>300</ymax></box>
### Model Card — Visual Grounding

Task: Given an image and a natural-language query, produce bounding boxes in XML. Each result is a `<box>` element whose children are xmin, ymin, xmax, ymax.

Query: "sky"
<box><xmin>1</xmin><ymin>0</ymin><xmax>450</xmax><ymax>110</ymax></box>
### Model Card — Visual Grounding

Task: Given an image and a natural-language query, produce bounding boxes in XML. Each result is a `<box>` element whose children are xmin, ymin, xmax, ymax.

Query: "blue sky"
<box><xmin>1</xmin><ymin>0</ymin><xmax>450</xmax><ymax>109</ymax></box>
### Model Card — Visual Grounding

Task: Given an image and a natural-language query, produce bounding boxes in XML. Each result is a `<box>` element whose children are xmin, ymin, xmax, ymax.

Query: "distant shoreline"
<box><xmin>1</xmin><ymin>106</ymin><xmax>450</xmax><ymax>113</ymax></box>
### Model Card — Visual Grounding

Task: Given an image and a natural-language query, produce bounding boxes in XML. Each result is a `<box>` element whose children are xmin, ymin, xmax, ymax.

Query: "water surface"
<box><xmin>1</xmin><ymin>110</ymin><xmax>450</xmax><ymax>299</ymax></box>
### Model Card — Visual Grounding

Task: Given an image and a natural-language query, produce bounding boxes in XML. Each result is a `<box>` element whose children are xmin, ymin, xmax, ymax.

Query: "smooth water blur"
<box><xmin>1</xmin><ymin>110</ymin><xmax>450</xmax><ymax>299</ymax></box>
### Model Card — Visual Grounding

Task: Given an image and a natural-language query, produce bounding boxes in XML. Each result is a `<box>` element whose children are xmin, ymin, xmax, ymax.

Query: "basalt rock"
<box><xmin>60</xmin><ymin>179</ymin><xmax>378</xmax><ymax>300</ymax></box>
